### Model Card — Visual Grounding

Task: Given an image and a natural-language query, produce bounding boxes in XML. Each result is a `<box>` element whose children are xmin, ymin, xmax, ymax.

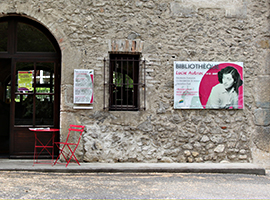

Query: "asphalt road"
<box><xmin>0</xmin><ymin>171</ymin><xmax>270</xmax><ymax>199</ymax></box>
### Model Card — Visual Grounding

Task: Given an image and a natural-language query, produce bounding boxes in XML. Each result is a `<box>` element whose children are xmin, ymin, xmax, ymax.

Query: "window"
<box><xmin>17</xmin><ymin>22</ymin><xmax>56</xmax><ymax>52</ymax></box>
<box><xmin>108</xmin><ymin>54</ymin><xmax>141</xmax><ymax>111</ymax></box>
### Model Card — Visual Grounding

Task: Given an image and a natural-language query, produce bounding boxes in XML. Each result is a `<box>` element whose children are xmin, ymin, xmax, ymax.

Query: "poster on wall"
<box><xmin>74</xmin><ymin>69</ymin><xmax>94</xmax><ymax>104</ymax></box>
<box><xmin>18</xmin><ymin>71</ymin><xmax>33</xmax><ymax>92</ymax></box>
<box><xmin>174</xmin><ymin>62</ymin><xmax>244</xmax><ymax>109</ymax></box>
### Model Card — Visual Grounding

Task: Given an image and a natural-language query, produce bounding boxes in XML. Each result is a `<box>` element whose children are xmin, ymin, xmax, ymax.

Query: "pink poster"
<box><xmin>174</xmin><ymin>62</ymin><xmax>243</xmax><ymax>109</ymax></box>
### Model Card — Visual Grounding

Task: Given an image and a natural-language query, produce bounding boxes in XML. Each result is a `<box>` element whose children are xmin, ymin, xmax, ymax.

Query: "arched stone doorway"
<box><xmin>0</xmin><ymin>15</ymin><xmax>61</xmax><ymax>158</ymax></box>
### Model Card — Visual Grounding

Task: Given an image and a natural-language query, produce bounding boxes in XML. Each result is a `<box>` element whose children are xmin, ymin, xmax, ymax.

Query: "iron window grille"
<box><xmin>103</xmin><ymin>54</ymin><xmax>145</xmax><ymax>111</ymax></box>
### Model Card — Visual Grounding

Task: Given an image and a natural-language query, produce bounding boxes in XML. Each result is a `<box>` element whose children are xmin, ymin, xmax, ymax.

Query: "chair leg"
<box><xmin>54</xmin><ymin>144</ymin><xmax>69</xmax><ymax>165</ymax></box>
<box><xmin>65</xmin><ymin>145</ymin><xmax>81</xmax><ymax>167</ymax></box>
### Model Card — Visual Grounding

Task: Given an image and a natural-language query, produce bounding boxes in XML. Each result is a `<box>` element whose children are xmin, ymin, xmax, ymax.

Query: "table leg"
<box><xmin>33</xmin><ymin>132</ymin><xmax>37</xmax><ymax>166</ymax></box>
<box><xmin>33</xmin><ymin>131</ymin><xmax>55</xmax><ymax>166</ymax></box>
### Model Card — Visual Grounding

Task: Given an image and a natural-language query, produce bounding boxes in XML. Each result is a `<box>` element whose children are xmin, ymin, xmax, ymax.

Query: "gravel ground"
<box><xmin>0</xmin><ymin>171</ymin><xmax>270</xmax><ymax>199</ymax></box>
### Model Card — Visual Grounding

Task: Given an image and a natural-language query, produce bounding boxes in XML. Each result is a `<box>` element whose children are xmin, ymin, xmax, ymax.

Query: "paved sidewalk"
<box><xmin>0</xmin><ymin>159</ymin><xmax>266</xmax><ymax>175</ymax></box>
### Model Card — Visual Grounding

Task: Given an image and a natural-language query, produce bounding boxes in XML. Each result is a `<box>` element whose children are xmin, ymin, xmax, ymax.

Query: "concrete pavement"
<box><xmin>0</xmin><ymin>159</ymin><xmax>266</xmax><ymax>175</ymax></box>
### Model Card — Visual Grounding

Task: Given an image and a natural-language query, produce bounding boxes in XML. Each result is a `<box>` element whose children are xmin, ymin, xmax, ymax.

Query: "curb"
<box><xmin>0</xmin><ymin>161</ymin><xmax>266</xmax><ymax>175</ymax></box>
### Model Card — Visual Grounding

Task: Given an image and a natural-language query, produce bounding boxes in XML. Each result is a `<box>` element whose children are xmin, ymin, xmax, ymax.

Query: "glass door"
<box><xmin>0</xmin><ymin>16</ymin><xmax>61</xmax><ymax>158</ymax></box>
<box><xmin>10</xmin><ymin>61</ymin><xmax>60</xmax><ymax>158</ymax></box>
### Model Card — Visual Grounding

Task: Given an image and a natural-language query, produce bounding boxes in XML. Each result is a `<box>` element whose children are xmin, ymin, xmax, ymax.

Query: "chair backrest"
<box><xmin>64</xmin><ymin>124</ymin><xmax>85</xmax><ymax>146</ymax></box>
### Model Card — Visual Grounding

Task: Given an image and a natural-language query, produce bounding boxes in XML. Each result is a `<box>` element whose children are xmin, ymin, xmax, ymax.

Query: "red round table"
<box><xmin>29</xmin><ymin>128</ymin><xmax>60</xmax><ymax>166</ymax></box>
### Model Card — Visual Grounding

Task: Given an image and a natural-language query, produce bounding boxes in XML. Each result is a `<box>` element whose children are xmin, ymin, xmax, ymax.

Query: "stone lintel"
<box><xmin>108</xmin><ymin>39</ymin><xmax>144</xmax><ymax>54</ymax></box>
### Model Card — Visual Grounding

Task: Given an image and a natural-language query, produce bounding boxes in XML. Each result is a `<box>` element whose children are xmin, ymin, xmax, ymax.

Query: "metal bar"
<box><xmin>132</xmin><ymin>57</ymin><xmax>136</xmax><ymax>107</ymax></box>
<box><xmin>144</xmin><ymin>59</ymin><xmax>146</xmax><ymax>110</ymax></box>
<box><xmin>109</xmin><ymin>58</ymin><xmax>114</xmax><ymax>110</ymax></box>
<box><xmin>133</xmin><ymin>57</ymin><xmax>135</xmax><ymax>109</ymax></box>
<box><xmin>113</xmin><ymin>57</ymin><xmax>117</xmax><ymax>110</ymax></box>
<box><xmin>121</xmin><ymin>56</ymin><xmax>123</xmax><ymax>110</ymax></box>
<box><xmin>109</xmin><ymin>59</ymin><xmax>112</xmax><ymax>109</ymax></box>
<box><xmin>103</xmin><ymin>58</ymin><xmax>106</xmax><ymax>110</ymax></box>
<box><xmin>126</xmin><ymin>58</ymin><xmax>129</xmax><ymax>108</ymax></box>
<box><xmin>140</xmin><ymin>60</ymin><xmax>141</xmax><ymax>110</ymax></box>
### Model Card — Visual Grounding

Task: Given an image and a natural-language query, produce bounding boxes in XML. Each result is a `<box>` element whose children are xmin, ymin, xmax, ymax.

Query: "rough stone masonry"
<box><xmin>1</xmin><ymin>0</ymin><xmax>270</xmax><ymax>167</ymax></box>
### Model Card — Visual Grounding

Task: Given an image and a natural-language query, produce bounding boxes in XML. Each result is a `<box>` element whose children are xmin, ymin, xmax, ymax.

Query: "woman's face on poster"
<box><xmin>222</xmin><ymin>73</ymin><xmax>234</xmax><ymax>89</ymax></box>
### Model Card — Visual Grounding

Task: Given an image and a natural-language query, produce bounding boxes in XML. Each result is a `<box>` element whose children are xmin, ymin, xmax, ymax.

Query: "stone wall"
<box><xmin>1</xmin><ymin>0</ymin><xmax>270</xmax><ymax>167</ymax></box>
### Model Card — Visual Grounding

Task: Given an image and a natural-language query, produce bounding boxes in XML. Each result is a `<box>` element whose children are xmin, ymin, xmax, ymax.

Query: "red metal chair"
<box><xmin>54</xmin><ymin>124</ymin><xmax>85</xmax><ymax>167</ymax></box>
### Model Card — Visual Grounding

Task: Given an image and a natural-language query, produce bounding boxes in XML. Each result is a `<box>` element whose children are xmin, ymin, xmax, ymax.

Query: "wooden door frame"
<box><xmin>0</xmin><ymin>15</ymin><xmax>61</xmax><ymax>158</ymax></box>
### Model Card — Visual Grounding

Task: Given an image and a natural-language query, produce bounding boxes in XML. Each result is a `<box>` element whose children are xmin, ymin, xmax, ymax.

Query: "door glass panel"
<box><xmin>0</xmin><ymin>22</ymin><xmax>8</xmax><ymax>52</ymax></box>
<box><xmin>35</xmin><ymin>94</ymin><xmax>54</xmax><ymax>125</ymax></box>
<box><xmin>35</xmin><ymin>63</ymin><xmax>54</xmax><ymax>125</ymax></box>
<box><xmin>15</xmin><ymin>62</ymin><xmax>34</xmax><ymax>125</ymax></box>
<box><xmin>17</xmin><ymin>23</ymin><xmax>55</xmax><ymax>52</ymax></box>
<box><xmin>15</xmin><ymin>94</ymin><xmax>33</xmax><ymax>125</ymax></box>
<box><xmin>36</xmin><ymin>63</ymin><xmax>54</xmax><ymax>93</ymax></box>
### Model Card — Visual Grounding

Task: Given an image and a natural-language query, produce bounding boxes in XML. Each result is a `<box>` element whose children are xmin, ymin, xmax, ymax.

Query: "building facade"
<box><xmin>0</xmin><ymin>0</ymin><xmax>270</xmax><ymax>168</ymax></box>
